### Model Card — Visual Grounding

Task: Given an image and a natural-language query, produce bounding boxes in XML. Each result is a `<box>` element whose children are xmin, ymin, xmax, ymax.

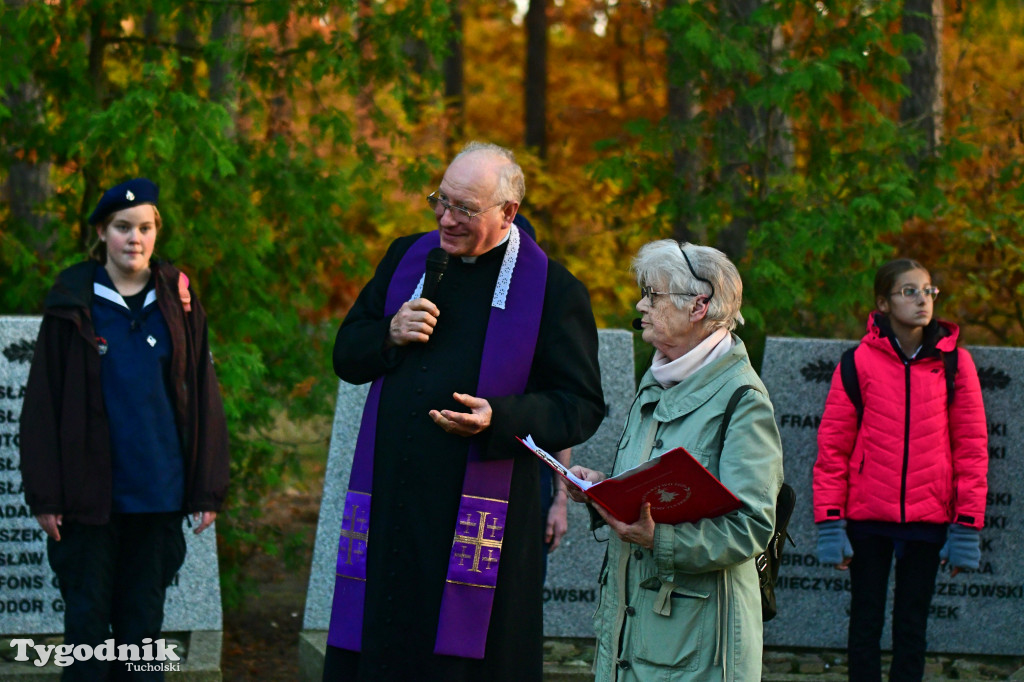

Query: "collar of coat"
<box><xmin>636</xmin><ymin>334</ymin><xmax>757</xmax><ymax>422</ymax></box>
<box><xmin>866</xmin><ymin>310</ymin><xmax>958</xmax><ymax>359</ymax></box>
<box><xmin>44</xmin><ymin>259</ymin><xmax>181</xmax><ymax>313</ymax></box>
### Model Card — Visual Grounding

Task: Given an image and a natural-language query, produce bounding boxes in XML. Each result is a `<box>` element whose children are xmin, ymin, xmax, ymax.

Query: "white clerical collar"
<box><xmin>411</xmin><ymin>228</ymin><xmax>521</xmax><ymax>310</ymax></box>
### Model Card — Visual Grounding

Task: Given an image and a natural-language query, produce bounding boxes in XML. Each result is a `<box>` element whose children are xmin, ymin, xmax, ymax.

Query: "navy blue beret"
<box><xmin>512</xmin><ymin>213</ymin><xmax>536</xmax><ymax>241</ymax></box>
<box><xmin>88</xmin><ymin>178</ymin><xmax>159</xmax><ymax>225</ymax></box>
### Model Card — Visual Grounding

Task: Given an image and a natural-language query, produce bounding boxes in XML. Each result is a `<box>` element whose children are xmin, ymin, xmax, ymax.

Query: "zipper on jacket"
<box><xmin>900</xmin><ymin>359</ymin><xmax>911</xmax><ymax>524</ymax></box>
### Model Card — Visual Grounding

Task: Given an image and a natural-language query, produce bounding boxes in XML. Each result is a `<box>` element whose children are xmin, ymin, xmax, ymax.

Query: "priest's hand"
<box><xmin>430</xmin><ymin>392</ymin><xmax>492</xmax><ymax>436</ymax></box>
<box><xmin>387</xmin><ymin>298</ymin><xmax>439</xmax><ymax>346</ymax></box>
<box><xmin>565</xmin><ymin>466</ymin><xmax>606</xmax><ymax>503</ymax></box>
<box><xmin>594</xmin><ymin>502</ymin><xmax>656</xmax><ymax>550</ymax></box>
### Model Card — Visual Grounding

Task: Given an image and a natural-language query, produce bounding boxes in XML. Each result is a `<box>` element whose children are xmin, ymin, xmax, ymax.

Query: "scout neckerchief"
<box><xmin>327</xmin><ymin>226</ymin><xmax>548</xmax><ymax>659</ymax></box>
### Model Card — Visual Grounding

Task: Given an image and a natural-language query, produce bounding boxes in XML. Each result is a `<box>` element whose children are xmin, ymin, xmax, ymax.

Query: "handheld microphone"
<box><xmin>422</xmin><ymin>248</ymin><xmax>450</xmax><ymax>301</ymax></box>
<box><xmin>631</xmin><ymin>318</ymin><xmax>643</xmax><ymax>331</ymax></box>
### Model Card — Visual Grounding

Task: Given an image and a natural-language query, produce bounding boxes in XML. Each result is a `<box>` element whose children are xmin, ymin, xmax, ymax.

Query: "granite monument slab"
<box><xmin>0</xmin><ymin>316</ymin><xmax>224</xmax><ymax>679</ymax></box>
<box><xmin>761</xmin><ymin>336</ymin><xmax>1022</xmax><ymax>656</ymax></box>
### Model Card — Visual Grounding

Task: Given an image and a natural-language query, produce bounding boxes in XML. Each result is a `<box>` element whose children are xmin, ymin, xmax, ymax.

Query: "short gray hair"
<box><xmin>455</xmin><ymin>141</ymin><xmax>526</xmax><ymax>204</ymax></box>
<box><xmin>631</xmin><ymin>240</ymin><xmax>745</xmax><ymax>331</ymax></box>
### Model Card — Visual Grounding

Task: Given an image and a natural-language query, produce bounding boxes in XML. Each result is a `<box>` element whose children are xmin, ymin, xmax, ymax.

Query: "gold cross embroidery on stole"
<box><xmin>339</xmin><ymin>504</ymin><xmax>369</xmax><ymax>566</ymax></box>
<box><xmin>454</xmin><ymin>510</ymin><xmax>503</xmax><ymax>574</ymax></box>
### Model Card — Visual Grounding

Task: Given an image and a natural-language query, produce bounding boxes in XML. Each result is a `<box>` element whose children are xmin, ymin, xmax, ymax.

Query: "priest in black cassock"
<box><xmin>322</xmin><ymin>141</ymin><xmax>605</xmax><ymax>682</ymax></box>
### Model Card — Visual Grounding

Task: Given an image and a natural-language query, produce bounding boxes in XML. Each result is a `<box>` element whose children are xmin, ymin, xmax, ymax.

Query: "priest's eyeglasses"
<box><xmin>427</xmin><ymin>192</ymin><xmax>505</xmax><ymax>224</ymax></box>
<box><xmin>889</xmin><ymin>285</ymin><xmax>940</xmax><ymax>301</ymax></box>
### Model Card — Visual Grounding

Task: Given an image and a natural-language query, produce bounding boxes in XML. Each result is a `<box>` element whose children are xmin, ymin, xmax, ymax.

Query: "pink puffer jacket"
<box><xmin>813</xmin><ymin>313</ymin><xmax>988</xmax><ymax>529</ymax></box>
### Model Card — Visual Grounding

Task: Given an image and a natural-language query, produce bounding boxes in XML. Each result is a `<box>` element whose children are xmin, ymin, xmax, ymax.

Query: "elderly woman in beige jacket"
<box><xmin>570</xmin><ymin>240</ymin><xmax>784</xmax><ymax>682</ymax></box>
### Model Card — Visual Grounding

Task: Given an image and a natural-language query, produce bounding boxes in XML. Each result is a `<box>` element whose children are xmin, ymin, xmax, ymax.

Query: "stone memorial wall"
<box><xmin>302</xmin><ymin>329</ymin><xmax>636</xmax><ymax>641</ymax></box>
<box><xmin>0</xmin><ymin>316</ymin><xmax>223</xmax><ymax>636</ymax></box>
<box><xmin>761</xmin><ymin>336</ymin><xmax>1023</xmax><ymax>655</ymax></box>
<box><xmin>539</xmin><ymin>330</ymin><xmax>636</xmax><ymax>635</ymax></box>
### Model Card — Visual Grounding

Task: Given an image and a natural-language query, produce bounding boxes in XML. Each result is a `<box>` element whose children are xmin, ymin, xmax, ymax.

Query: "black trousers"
<box><xmin>46</xmin><ymin>513</ymin><xmax>187</xmax><ymax>681</ymax></box>
<box><xmin>847</xmin><ymin>532</ymin><xmax>941</xmax><ymax>682</ymax></box>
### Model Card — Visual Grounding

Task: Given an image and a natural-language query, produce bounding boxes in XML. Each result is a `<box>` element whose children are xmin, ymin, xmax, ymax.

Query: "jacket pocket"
<box><xmin>632</xmin><ymin>580</ymin><xmax>711</xmax><ymax>671</ymax></box>
<box><xmin>687</xmin><ymin>443</ymin><xmax>713</xmax><ymax>470</ymax></box>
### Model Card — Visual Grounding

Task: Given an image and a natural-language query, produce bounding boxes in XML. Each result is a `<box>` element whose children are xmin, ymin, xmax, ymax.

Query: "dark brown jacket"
<box><xmin>19</xmin><ymin>260</ymin><xmax>230</xmax><ymax>524</ymax></box>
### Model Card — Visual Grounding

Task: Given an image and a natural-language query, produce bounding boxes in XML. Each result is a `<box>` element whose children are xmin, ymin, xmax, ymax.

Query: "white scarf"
<box><xmin>650</xmin><ymin>328</ymin><xmax>733</xmax><ymax>388</ymax></box>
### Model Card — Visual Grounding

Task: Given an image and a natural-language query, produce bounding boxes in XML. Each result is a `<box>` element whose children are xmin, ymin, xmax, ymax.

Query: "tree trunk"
<box><xmin>768</xmin><ymin>25</ymin><xmax>795</xmax><ymax>171</ymax></box>
<box><xmin>268</xmin><ymin>18</ymin><xmax>295</xmax><ymax>141</ymax></box>
<box><xmin>209</xmin><ymin>0</ymin><xmax>242</xmax><ymax>139</ymax></box>
<box><xmin>714</xmin><ymin>0</ymin><xmax>781</xmax><ymax>261</ymax></box>
<box><xmin>443</xmin><ymin>0</ymin><xmax>464</xmax><ymax>154</ymax></box>
<box><xmin>3</xmin><ymin>81</ymin><xmax>54</xmax><ymax>258</ymax></box>
<box><xmin>612</xmin><ymin>3</ymin><xmax>626</xmax><ymax>106</ymax></box>
<box><xmin>524</xmin><ymin>0</ymin><xmax>547</xmax><ymax>159</ymax></box>
<box><xmin>177</xmin><ymin>7</ymin><xmax>197</xmax><ymax>95</ymax></box>
<box><xmin>81</xmin><ymin>6</ymin><xmax>108</xmax><ymax>251</ymax></box>
<box><xmin>1</xmin><ymin>1</ymin><xmax>52</xmax><ymax>257</ymax></box>
<box><xmin>143</xmin><ymin>10</ymin><xmax>161</xmax><ymax>62</ymax></box>
<box><xmin>900</xmin><ymin>0</ymin><xmax>943</xmax><ymax>169</ymax></box>
<box><xmin>664</xmin><ymin>0</ymin><xmax>700</xmax><ymax>244</ymax></box>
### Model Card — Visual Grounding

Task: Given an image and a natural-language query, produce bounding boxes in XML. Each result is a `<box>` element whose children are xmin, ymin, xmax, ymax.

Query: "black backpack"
<box><xmin>718</xmin><ymin>384</ymin><xmax>796</xmax><ymax>622</ymax></box>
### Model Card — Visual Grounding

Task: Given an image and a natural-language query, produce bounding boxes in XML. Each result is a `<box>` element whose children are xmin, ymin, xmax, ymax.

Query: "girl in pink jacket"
<box><xmin>813</xmin><ymin>258</ymin><xmax>988</xmax><ymax>682</ymax></box>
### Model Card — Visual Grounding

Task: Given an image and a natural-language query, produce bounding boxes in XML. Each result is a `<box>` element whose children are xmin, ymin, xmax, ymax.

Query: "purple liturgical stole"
<box><xmin>327</xmin><ymin>227</ymin><xmax>548</xmax><ymax>659</ymax></box>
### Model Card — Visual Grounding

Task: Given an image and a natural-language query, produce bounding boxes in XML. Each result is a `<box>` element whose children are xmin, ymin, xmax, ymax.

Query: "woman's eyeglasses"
<box><xmin>889</xmin><ymin>285</ymin><xmax>940</xmax><ymax>301</ymax></box>
<box><xmin>639</xmin><ymin>286</ymin><xmax>702</xmax><ymax>304</ymax></box>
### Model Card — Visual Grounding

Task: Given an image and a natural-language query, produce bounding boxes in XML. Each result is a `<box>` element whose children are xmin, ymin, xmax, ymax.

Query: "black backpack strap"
<box><xmin>840</xmin><ymin>346</ymin><xmax>863</xmax><ymax>428</ymax></box>
<box><xmin>717</xmin><ymin>383</ymin><xmax>795</xmax><ymax>621</ymax></box>
<box><xmin>718</xmin><ymin>384</ymin><xmax>760</xmax><ymax>450</ymax></box>
<box><xmin>944</xmin><ymin>349</ymin><xmax>958</xmax><ymax>405</ymax></box>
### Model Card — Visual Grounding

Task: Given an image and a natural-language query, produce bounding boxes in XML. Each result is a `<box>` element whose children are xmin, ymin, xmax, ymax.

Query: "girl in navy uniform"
<box><xmin>20</xmin><ymin>178</ymin><xmax>230</xmax><ymax>680</ymax></box>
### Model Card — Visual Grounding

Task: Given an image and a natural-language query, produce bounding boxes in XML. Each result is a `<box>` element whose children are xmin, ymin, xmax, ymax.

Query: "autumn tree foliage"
<box><xmin>892</xmin><ymin>0</ymin><xmax>1024</xmax><ymax>345</ymax></box>
<box><xmin>566</xmin><ymin>0</ymin><xmax>958</xmax><ymax>353</ymax></box>
<box><xmin>452</xmin><ymin>0</ymin><xmax>1024</xmax><ymax>353</ymax></box>
<box><xmin>0</xmin><ymin>0</ymin><xmax>455</xmax><ymax>600</ymax></box>
<box><xmin>3</xmin><ymin>0</ymin><xmax>1024</xmax><ymax>593</ymax></box>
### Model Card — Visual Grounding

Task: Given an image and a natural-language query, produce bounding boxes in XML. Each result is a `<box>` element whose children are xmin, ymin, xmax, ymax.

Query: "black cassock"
<box><xmin>326</xmin><ymin>233</ymin><xmax>605</xmax><ymax>682</ymax></box>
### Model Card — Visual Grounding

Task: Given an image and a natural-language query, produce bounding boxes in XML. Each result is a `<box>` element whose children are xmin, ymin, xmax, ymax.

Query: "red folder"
<box><xmin>518</xmin><ymin>435</ymin><xmax>741</xmax><ymax>525</ymax></box>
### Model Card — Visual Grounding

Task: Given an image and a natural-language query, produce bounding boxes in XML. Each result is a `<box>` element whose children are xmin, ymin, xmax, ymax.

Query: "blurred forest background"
<box><xmin>2</xmin><ymin>0</ymin><xmax>1022</xmax><ymax>602</ymax></box>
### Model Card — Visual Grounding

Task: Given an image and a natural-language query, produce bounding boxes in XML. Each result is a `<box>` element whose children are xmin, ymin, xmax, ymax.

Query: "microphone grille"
<box><xmin>426</xmin><ymin>247</ymin><xmax>449</xmax><ymax>273</ymax></box>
